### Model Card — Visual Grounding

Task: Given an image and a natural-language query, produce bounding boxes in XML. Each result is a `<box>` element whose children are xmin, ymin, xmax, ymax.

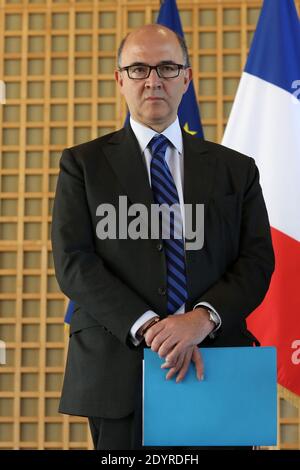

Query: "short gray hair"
<box><xmin>117</xmin><ymin>30</ymin><xmax>190</xmax><ymax>68</ymax></box>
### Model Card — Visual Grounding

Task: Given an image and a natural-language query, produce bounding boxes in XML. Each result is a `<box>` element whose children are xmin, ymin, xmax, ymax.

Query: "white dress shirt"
<box><xmin>128</xmin><ymin>116</ymin><xmax>221</xmax><ymax>345</ymax></box>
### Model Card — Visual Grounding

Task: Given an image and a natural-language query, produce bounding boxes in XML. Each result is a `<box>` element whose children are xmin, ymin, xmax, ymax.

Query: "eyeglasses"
<box><xmin>118</xmin><ymin>63</ymin><xmax>188</xmax><ymax>80</ymax></box>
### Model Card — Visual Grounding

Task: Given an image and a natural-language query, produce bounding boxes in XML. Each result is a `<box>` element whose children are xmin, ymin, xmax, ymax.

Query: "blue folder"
<box><xmin>143</xmin><ymin>347</ymin><xmax>277</xmax><ymax>446</ymax></box>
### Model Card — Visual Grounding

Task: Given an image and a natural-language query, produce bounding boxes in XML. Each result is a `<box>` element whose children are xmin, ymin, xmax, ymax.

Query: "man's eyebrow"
<box><xmin>127</xmin><ymin>62</ymin><xmax>147</xmax><ymax>66</ymax></box>
<box><xmin>157</xmin><ymin>60</ymin><xmax>178</xmax><ymax>65</ymax></box>
<box><xmin>126</xmin><ymin>60</ymin><xmax>178</xmax><ymax>66</ymax></box>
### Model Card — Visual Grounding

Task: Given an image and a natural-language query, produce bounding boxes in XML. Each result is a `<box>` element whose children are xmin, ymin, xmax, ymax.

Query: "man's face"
<box><xmin>115</xmin><ymin>27</ymin><xmax>192</xmax><ymax>131</ymax></box>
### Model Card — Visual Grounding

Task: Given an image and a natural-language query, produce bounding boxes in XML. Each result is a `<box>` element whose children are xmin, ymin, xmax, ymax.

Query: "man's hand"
<box><xmin>161</xmin><ymin>344</ymin><xmax>204</xmax><ymax>383</ymax></box>
<box><xmin>144</xmin><ymin>308</ymin><xmax>214</xmax><ymax>382</ymax></box>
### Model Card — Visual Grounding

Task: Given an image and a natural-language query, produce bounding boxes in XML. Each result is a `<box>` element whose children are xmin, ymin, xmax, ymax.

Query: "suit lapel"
<box><xmin>102</xmin><ymin>125</ymin><xmax>155</xmax><ymax>216</ymax></box>
<box><xmin>183</xmin><ymin>130</ymin><xmax>216</xmax><ymax>207</ymax></box>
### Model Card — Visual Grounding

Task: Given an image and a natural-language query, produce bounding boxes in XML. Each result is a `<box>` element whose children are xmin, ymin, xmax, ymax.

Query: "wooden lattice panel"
<box><xmin>0</xmin><ymin>0</ymin><xmax>299</xmax><ymax>450</ymax></box>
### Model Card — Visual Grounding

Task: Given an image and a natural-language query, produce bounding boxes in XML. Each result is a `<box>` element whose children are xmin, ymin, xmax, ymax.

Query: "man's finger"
<box><xmin>150</xmin><ymin>331</ymin><xmax>173</xmax><ymax>354</ymax></box>
<box><xmin>144</xmin><ymin>320</ymin><xmax>165</xmax><ymax>346</ymax></box>
<box><xmin>175</xmin><ymin>348</ymin><xmax>194</xmax><ymax>383</ymax></box>
<box><xmin>157</xmin><ymin>335</ymin><xmax>178</xmax><ymax>359</ymax></box>
<box><xmin>192</xmin><ymin>346</ymin><xmax>204</xmax><ymax>381</ymax></box>
<box><xmin>163</xmin><ymin>340</ymin><xmax>189</xmax><ymax>366</ymax></box>
<box><xmin>165</xmin><ymin>350</ymin><xmax>187</xmax><ymax>381</ymax></box>
<box><xmin>165</xmin><ymin>347</ymin><xmax>193</xmax><ymax>381</ymax></box>
<box><xmin>165</xmin><ymin>367</ymin><xmax>177</xmax><ymax>380</ymax></box>
<box><xmin>161</xmin><ymin>349</ymin><xmax>185</xmax><ymax>371</ymax></box>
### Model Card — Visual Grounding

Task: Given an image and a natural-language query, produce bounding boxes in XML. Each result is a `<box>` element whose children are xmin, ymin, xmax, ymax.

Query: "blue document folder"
<box><xmin>143</xmin><ymin>347</ymin><xmax>277</xmax><ymax>446</ymax></box>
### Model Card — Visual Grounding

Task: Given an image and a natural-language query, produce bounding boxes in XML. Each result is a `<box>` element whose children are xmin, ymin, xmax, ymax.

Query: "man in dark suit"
<box><xmin>51</xmin><ymin>24</ymin><xmax>274</xmax><ymax>450</ymax></box>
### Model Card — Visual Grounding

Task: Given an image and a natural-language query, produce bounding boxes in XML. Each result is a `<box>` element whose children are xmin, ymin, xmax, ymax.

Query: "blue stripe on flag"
<box><xmin>245</xmin><ymin>0</ymin><xmax>300</xmax><ymax>95</ymax></box>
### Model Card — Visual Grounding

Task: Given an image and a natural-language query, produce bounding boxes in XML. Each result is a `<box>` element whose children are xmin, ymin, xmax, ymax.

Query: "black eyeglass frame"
<box><xmin>118</xmin><ymin>63</ymin><xmax>189</xmax><ymax>79</ymax></box>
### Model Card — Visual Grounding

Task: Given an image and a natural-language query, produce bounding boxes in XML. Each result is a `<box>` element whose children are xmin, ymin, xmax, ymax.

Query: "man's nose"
<box><xmin>145</xmin><ymin>68</ymin><xmax>162</xmax><ymax>87</ymax></box>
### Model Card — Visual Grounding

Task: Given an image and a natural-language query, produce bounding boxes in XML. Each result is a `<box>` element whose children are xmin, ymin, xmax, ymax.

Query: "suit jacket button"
<box><xmin>158</xmin><ymin>287</ymin><xmax>166</xmax><ymax>296</ymax></box>
<box><xmin>156</xmin><ymin>243</ymin><xmax>163</xmax><ymax>252</ymax></box>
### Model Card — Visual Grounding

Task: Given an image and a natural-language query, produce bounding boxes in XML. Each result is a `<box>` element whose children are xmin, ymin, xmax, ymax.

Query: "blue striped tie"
<box><xmin>149</xmin><ymin>134</ymin><xmax>188</xmax><ymax>314</ymax></box>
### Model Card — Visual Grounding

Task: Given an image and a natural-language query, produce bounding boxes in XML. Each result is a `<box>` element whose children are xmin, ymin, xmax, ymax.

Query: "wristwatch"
<box><xmin>205</xmin><ymin>308</ymin><xmax>220</xmax><ymax>339</ymax></box>
<box><xmin>207</xmin><ymin>308</ymin><xmax>220</xmax><ymax>327</ymax></box>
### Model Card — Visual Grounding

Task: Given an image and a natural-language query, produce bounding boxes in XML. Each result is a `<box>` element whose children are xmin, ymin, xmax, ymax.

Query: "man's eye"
<box><xmin>132</xmin><ymin>66</ymin><xmax>146</xmax><ymax>73</ymax></box>
<box><xmin>160</xmin><ymin>65</ymin><xmax>176</xmax><ymax>72</ymax></box>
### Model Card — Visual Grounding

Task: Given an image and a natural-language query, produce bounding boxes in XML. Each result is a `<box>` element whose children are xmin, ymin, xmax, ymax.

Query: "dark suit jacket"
<box><xmin>51</xmin><ymin>124</ymin><xmax>274</xmax><ymax>418</ymax></box>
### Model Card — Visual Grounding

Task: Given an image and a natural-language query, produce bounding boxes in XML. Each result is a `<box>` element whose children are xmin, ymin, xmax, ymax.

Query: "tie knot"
<box><xmin>148</xmin><ymin>134</ymin><xmax>169</xmax><ymax>158</ymax></box>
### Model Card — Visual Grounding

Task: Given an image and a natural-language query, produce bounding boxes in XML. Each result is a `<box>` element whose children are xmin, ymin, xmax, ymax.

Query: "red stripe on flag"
<box><xmin>247</xmin><ymin>227</ymin><xmax>300</xmax><ymax>396</ymax></box>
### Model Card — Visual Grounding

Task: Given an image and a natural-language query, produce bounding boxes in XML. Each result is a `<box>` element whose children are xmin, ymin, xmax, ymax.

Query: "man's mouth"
<box><xmin>145</xmin><ymin>97</ymin><xmax>164</xmax><ymax>101</ymax></box>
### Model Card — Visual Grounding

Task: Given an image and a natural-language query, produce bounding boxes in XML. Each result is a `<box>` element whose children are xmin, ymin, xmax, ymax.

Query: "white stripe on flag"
<box><xmin>223</xmin><ymin>72</ymin><xmax>300</xmax><ymax>242</ymax></box>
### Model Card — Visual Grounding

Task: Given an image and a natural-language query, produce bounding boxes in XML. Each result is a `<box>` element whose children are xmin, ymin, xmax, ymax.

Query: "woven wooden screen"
<box><xmin>0</xmin><ymin>0</ymin><xmax>299</xmax><ymax>450</ymax></box>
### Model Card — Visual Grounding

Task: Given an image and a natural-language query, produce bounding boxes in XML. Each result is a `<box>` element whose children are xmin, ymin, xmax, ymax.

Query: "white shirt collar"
<box><xmin>130</xmin><ymin>116</ymin><xmax>183</xmax><ymax>155</ymax></box>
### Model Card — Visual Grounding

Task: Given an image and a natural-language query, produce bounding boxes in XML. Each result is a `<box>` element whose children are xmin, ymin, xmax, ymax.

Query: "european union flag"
<box><xmin>63</xmin><ymin>0</ymin><xmax>204</xmax><ymax>326</ymax></box>
<box><xmin>157</xmin><ymin>0</ymin><xmax>203</xmax><ymax>138</ymax></box>
<box><xmin>64</xmin><ymin>299</ymin><xmax>75</xmax><ymax>326</ymax></box>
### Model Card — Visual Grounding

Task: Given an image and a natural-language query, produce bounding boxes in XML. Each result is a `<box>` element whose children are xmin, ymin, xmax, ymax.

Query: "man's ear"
<box><xmin>183</xmin><ymin>67</ymin><xmax>192</xmax><ymax>93</ymax></box>
<box><xmin>115</xmin><ymin>70</ymin><xmax>123</xmax><ymax>88</ymax></box>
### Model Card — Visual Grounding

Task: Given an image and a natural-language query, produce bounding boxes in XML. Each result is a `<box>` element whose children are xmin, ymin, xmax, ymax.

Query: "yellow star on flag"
<box><xmin>183</xmin><ymin>122</ymin><xmax>197</xmax><ymax>135</ymax></box>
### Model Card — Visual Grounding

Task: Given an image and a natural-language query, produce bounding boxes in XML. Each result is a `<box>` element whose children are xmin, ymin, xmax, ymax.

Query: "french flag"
<box><xmin>222</xmin><ymin>0</ymin><xmax>300</xmax><ymax>396</ymax></box>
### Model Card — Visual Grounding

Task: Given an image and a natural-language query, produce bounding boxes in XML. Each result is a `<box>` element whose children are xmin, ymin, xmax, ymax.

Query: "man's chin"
<box><xmin>132</xmin><ymin>110</ymin><xmax>174</xmax><ymax>129</ymax></box>
<box><xmin>145</xmin><ymin>116</ymin><xmax>170</xmax><ymax>127</ymax></box>
<box><xmin>142</xmin><ymin>111</ymin><xmax>171</xmax><ymax>125</ymax></box>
